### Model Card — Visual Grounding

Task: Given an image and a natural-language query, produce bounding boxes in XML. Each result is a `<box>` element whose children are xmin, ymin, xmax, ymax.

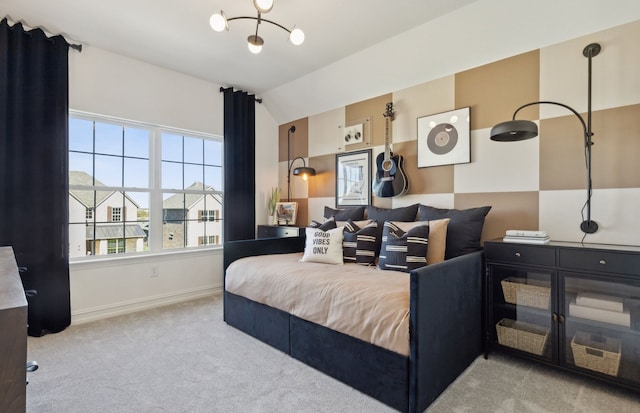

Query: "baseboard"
<box><xmin>71</xmin><ymin>286</ymin><xmax>223</xmax><ymax>325</ymax></box>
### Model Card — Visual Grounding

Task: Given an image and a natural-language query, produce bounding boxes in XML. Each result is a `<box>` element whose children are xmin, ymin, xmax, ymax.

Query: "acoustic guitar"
<box><xmin>372</xmin><ymin>102</ymin><xmax>408</xmax><ymax>198</ymax></box>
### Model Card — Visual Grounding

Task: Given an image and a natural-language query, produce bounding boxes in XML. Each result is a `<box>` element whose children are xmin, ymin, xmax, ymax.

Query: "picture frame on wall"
<box><xmin>275</xmin><ymin>202</ymin><xmax>298</xmax><ymax>225</ymax></box>
<box><xmin>335</xmin><ymin>149</ymin><xmax>372</xmax><ymax>207</ymax></box>
<box><xmin>417</xmin><ymin>107</ymin><xmax>471</xmax><ymax>168</ymax></box>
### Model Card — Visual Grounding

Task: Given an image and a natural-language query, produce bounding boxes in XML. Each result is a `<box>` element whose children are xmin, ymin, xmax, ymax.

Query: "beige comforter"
<box><xmin>225</xmin><ymin>253</ymin><xmax>410</xmax><ymax>356</ymax></box>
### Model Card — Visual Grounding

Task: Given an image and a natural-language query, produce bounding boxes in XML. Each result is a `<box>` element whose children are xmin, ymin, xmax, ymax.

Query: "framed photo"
<box><xmin>335</xmin><ymin>149</ymin><xmax>372</xmax><ymax>207</ymax></box>
<box><xmin>417</xmin><ymin>107</ymin><xmax>471</xmax><ymax>168</ymax></box>
<box><xmin>275</xmin><ymin>202</ymin><xmax>298</xmax><ymax>225</ymax></box>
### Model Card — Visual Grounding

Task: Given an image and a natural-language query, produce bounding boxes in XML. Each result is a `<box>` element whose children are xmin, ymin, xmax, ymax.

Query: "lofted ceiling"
<box><xmin>1</xmin><ymin>0</ymin><xmax>479</xmax><ymax>94</ymax></box>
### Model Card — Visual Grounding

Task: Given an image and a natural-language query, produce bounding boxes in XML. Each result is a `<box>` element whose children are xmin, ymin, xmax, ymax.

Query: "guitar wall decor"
<box><xmin>372</xmin><ymin>102</ymin><xmax>409</xmax><ymax>198</ymax></box>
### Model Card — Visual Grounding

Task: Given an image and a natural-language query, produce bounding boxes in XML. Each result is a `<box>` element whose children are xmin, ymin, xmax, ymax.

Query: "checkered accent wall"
<box><xmin>279</xmin><ymin>21</ymin><xmax>640</xmax><ymax>246</ymax></box>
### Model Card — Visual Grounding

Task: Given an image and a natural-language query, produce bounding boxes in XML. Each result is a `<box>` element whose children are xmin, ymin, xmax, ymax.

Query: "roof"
<box><xmin>70</xmin><ymin>170</ymin><xmax>141</xmax><ymax>208</ymax></box>
<box><xmin>86</xmin><ymin>223</ymin><xmax>147</xmax><ymax>240</ymax></box>
<box><xmin>162</xmin><ymin>182</ymin><xmax>222</xmax><ymax>210</ymax></box>
<box><xmin>69</xmin><ymin>171</ymin><xmax>112</xmax><ymax>207</ymax></box>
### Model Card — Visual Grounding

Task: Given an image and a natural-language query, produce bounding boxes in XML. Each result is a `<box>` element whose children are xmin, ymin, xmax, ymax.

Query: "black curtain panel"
<box><xmin>0</xmin><ymin>19</ymin><xmax>71</xmax><ymax>336</ymax></box>
<box><xmin>222</xmin><ymin>88</ymin><xmax>256</xmax><ymax>241</ymax></box>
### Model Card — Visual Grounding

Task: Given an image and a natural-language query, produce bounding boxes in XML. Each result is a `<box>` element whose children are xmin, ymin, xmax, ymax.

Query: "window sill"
<box><xmin>70</xmin><ymin>246</ymin><xmax>222</xmax><ymax>270</ymax></box>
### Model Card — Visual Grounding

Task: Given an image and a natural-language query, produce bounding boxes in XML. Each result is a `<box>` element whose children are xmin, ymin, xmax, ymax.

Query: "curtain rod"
<box><xmin>219</xmin><ymin>86</ymin><xmax>262</xmax><ymax>104</ymax></box>
<box><xmin>3</xmin><ymin>17</ymin><xmax>82</xmax><ymax>52</ymax></box>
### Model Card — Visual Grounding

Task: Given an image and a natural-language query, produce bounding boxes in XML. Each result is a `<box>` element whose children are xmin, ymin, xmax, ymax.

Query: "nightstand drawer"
<box><xmin>257</xmin><ymin>225</ymin><xmax>304</xmax><ymax>239</ymax></box>
<box><xmin>559</xmin><ymin>249</ymin><xmax>640</xmax><ymax>276</ymax></box>
<box><xmin>485</xmin><ymin>242</ymin><xmax>556</xmax><ymax>267</ymax></box>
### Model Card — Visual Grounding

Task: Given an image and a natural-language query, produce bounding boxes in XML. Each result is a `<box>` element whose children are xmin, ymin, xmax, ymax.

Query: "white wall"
<box><xmin>68</xmin><ymin>46</ymin><xmax>229</xmax><ymax>323</ymax></box>
<box><xmin>263</xmin><ymin>0</ymin><xmax>640</xmax><ymax>124</ymax></box>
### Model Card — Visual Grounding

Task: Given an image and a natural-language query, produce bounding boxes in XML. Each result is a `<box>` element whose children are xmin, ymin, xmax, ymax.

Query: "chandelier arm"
<box><xmin>226</xmin><ymin>16</ymin><xmax>292</xmax><ymax>33</ymax></box>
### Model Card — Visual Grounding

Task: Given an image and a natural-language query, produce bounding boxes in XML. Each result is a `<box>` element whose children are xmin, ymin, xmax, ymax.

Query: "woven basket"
<box><xmin>501</xmin><ymin>277</ymin><xmax>551</xmax><ymax>309</ymax></box>
<box><xmin>571</xmin><ymin>331</ymin><xmax>621</xmax><ymax>376</ymax></box>
<box><xmin>496</xmin><ymin>318</ymin><xmax>549</xmax><ymax>356</ymax></box>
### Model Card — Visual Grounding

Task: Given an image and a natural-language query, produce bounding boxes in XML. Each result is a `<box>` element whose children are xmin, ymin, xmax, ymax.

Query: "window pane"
<box><xmin>184</xmin><ymin>137</ymin><xmax>203</xmax><ymax>164</ymax></box>
<box><xmin>205</xmin><ymin>140</ymin><xmax>222</xmax><ymax>166</ymax></box>
<box><xmin>69</xmin><ymin>153</ymin><xmax>94</xmax><ymax>181</ymax></box>
<box><xmin>162</xmin><ymin>133</ymin><xmax>183</xmax><ymax>162</ymax></box>
<box><xmin>69</xmin><ymin>118</ymin><xmax>93</xmax><ymax>153</ymax></box>
<box><xmin>162</xmin><ymin>161</ymin><xmax>183</xmax><ymax>190</ymax></box>
<box><xmin>125</xmin><ymin>191</ymin><xmax>150</xmax><ymax>214</ymax></box>
<box><xmin>94</xmin><ymin>122</ymin><xmax>122</xmax><ymax>156</ymax></box>
<box><xmin>69</xmin><ymin>190</ymin><xmax>96</xmax><ymax>224</ymax></box>
<box><xmin>205</xmin><ymin>165</ymin><xmax>222</xmax><ymax>190</ymax></box>
<box><xmin>124</xmin><ymin>127</ymin><xmax>149</xmax><ymax>159</ymax></box>
<box><xmin>124</xmin><ymin>158</ymin><xmax>149</xmax><ymax>188</ymax></box>
<box><xmin>70</xmin><ymin>223</ymin><xmax>90</xmax><ymax>257</ymax></box>
<box><xmin>95</xmin><ymin>155</ymin><xmax>122</xmax><ymax>187</ymax></box>
<box><xmin>184</xmin><ymin>164</ymin><xmax>203</xmax><ymax>189</ymax></box>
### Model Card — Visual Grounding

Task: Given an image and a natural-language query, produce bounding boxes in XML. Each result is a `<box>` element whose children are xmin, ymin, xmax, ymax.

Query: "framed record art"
<box><xmin>417</xmin><ymin>107</ymin><xmax>471</xmax><ymax>168</ymax></box>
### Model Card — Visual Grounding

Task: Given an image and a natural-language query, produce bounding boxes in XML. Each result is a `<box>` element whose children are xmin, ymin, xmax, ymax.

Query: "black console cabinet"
<box><xmin>485</xmin><ymin>240</ymin><xmax>640</xmax><ymax>392</ymax></box>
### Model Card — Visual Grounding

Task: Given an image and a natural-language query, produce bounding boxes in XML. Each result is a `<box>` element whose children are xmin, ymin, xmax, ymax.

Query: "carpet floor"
<box><xmin>26</xmin><ymin>295</ymin><xmax>640</xmax><ymax>412</ymax></box>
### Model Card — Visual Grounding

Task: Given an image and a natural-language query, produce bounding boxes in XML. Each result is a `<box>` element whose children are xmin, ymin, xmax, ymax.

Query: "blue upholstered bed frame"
<box><xmin>223</xmin><ymin>237</ymin><xmax>483</xmax><ymax>412</ymax></box>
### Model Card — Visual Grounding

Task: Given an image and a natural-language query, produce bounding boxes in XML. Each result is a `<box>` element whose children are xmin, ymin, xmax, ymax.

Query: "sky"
<box><xmin>69</xmin><ymin>117</ymin><xmax>223</xmax><ymax>208</ymax></box>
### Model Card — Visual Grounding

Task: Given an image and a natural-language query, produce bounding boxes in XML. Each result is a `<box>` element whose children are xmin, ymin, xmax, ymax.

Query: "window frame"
<box><xmin>69</xmin><ymin>110</ymin><xmax>224</xmax><ymax>261</ymax></box>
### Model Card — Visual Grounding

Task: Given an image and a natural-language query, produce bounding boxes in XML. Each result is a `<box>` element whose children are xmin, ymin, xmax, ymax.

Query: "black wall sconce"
<box><xmin>287</xmin><ymin>125</ymin><xmax>315</xmax><ymax>202</ymax></box>
<box><xmin>490</xmin><ymin>43</ymin><xmax>602</xmax><ymax>235</ymax></box>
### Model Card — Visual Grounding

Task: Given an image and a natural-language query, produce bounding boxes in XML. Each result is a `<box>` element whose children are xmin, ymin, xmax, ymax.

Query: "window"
<box><xmin>107</xmin><ymin>239</ymin><xmax>125</xmax><ymax>254</ymax></box>
<box><xmin>111</xmin><ymin>207</ymin><xmax>122</xmax><ymax>222</ymax></box>
<box><xmin>69</xmin><ymin>112</ymin><xmax>223</xmax><ymax>258</ymax></box>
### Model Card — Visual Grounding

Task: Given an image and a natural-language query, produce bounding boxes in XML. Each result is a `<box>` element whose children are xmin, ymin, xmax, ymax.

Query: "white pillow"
<box><xmin>300</xmin><ymin>226</ymin><xmax>345</xmax><ymax>265</ymax></box>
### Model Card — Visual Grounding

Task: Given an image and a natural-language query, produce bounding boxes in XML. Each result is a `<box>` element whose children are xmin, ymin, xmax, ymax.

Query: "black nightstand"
<box><xmin>257</xmin><ymin>225</ymin><xmax>304</xmax><ymax>239</ymax></box>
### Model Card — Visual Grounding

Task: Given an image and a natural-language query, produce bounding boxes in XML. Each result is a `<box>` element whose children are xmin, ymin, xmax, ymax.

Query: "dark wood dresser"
<box><xmin>0</xmin><ymin>246</ymin><xmax>27</xmax><ymax>413</ymax></box>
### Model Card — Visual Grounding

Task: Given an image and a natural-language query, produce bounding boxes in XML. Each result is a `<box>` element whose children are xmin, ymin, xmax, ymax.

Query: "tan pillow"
<box><xmin>389</xmin><ymin>218</ymin><xmax>449</xmax><ymax>265</ymax></box>
<box><xmin>426</xmin><ymin>218</ymin><xmax>450</xmax><ymax>264</ymax></box>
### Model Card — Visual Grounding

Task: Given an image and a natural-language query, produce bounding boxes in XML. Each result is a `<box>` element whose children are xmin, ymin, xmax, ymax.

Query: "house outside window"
<box><xmin>68</xmin><ymin>112</ymin><xmax>223</xmax><ymax>258</ymax></box>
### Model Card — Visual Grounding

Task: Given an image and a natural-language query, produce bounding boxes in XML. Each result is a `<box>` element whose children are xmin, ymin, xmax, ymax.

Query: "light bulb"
<box><xmin>248</xmin><ymin>35</ymin><xmax>264</xmax><ymax>54</ymax></box>
<box><xmin>289</xmin><ymin>27</ymin><xmax>305</xmax><ymax>46</ymax></box>
<box><xmin>302</xmin><ymin>174</ymin><xmax>308</xmax><ymax>181</ymax></box>
<box><xmin>209</xmin><ymin>12</ymin><xmax>227</xmax><ymax>32</ymax></box>
<box><xmin>253</xmin><ymin>0</ymin><xmax>274</xmax><ymax>13</ymax></box>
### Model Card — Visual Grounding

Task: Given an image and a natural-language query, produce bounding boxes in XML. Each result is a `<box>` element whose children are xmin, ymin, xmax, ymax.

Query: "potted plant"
<box><xmin>267</xmin><ymin>187</ymin><xmax>281</xmax><ymax>225</ymax></box>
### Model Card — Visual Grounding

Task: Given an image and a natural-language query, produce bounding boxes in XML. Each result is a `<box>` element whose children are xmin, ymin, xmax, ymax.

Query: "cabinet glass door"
<box><xmin>562</xmin><ymin>274</ymin><xmax>640</xmax><ymax>385</ymax></box>
<box><xmin>490</xmin><ymin>265</ymin><xmax>555</xmax><ymax>362</ymax></box>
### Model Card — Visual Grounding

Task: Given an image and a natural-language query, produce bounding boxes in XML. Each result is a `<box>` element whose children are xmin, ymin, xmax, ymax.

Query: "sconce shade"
<box><xmin>293</xmin><ymin>166</ymin><xmax>316</xmax><ymax>180</ymax></box>
<box><xmin>490</xmin><ymin>120</ymin><xmax>539</xmax><ymax>142</ymax></box>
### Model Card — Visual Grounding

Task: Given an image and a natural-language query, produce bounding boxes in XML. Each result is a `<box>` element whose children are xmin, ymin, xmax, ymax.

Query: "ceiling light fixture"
<box><xmin>209</xmin><ymin>0</ymin><xmax>304</xmax><ymax>54</ymax></box>
<box><xmin>490</xmin><ymin>43</ymin><xmax>602</xmax><ymax>235</ymax></box>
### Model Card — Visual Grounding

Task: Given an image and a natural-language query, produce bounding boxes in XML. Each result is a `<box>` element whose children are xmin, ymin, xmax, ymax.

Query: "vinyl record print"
<box><xmin>417</xmin><ymin>107</ymin><xmax>470</xmax><ymax>168</ymax></box>
<box><xmin>427</xmin><ymin>123</ymin><xmax>458</xmax><ymax>155</ymax></box>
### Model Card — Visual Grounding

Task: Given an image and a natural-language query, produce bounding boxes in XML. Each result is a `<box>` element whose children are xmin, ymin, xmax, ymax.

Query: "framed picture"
<box><xmin>335</xmin><ymin>149</ymin><xmax>372</xmax><ymax>207</ymax></box>
<box><xmin>275</xmin><ymin>202</ymin><xmax>298</xmax><ymax>225</ymax></box>
<box><xmin>417</xmin><ymin>107</ymin><xmax>471</xmax><ymax>168</ymax></box>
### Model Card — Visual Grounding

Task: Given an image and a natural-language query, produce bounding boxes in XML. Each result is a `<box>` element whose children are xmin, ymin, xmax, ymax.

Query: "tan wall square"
<box><xmin>279</xmin><ymin>118</ymin><xmax>309</xmax><ymax>162</ymax></box>
<box><xmin>308</xmin><ymin>154</ymin><xmax>336</xmax><ymax>198</ymax></box>
<box><xmin>541</xmin><ymin>104</ymin><xmax>640</xmax><ymax>191</ymax></box>
<box><xmin>455</xmin><ymin>192</ymin><xmax>539</xmax><ymax>244</ymax></box>
<box><xmin>346</xmin><ymin>94</ymin><xmax>392</xmax><ymax>148</ymax></box>
<box><xmin>392</xmin><ymin>141</ymin><xmax>454</xmax><ymax>195</ymax></box>
<box><xmin>455</xmin><ymin>51</ymin><xmax>540</xmax><ymax>131</ymax></box>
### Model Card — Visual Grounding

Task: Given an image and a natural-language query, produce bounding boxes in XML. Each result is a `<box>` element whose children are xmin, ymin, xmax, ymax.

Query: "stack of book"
<box><xmin>569</xmin><ymin>292</ymin><xmax>630</xmax><ymax>327</ymax></box>
<box><xmin>503</xmin><ymin>230</ymin><xmax>550</xmax><ymax>245</ymax></box>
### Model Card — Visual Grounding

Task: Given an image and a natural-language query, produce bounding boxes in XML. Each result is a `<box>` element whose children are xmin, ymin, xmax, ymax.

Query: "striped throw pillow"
<box><xmin>378</xmin><ymin>221</ymin><xmax>430</xmax><ymax>272</ymax></box>
<box><xmin>342</xmin><ymin>219</ymin><xmax>378</xmax><ymax>266</ymax></box>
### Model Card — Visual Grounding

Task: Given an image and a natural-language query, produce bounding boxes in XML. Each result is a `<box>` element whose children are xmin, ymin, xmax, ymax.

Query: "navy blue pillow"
<box><xmin>323</xmin><ymin>206</ymin><xmax>366</xmax><ymax>221</ymax></box>
<box><xmin>418</xmin><ymin>204</ymin><xmax>491</xmax><ymax>259</ymax></box>
<box><xmin>309</xmin><ymin>218</ymin><xmax>337</xmax><ymax>231</ymax></box>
